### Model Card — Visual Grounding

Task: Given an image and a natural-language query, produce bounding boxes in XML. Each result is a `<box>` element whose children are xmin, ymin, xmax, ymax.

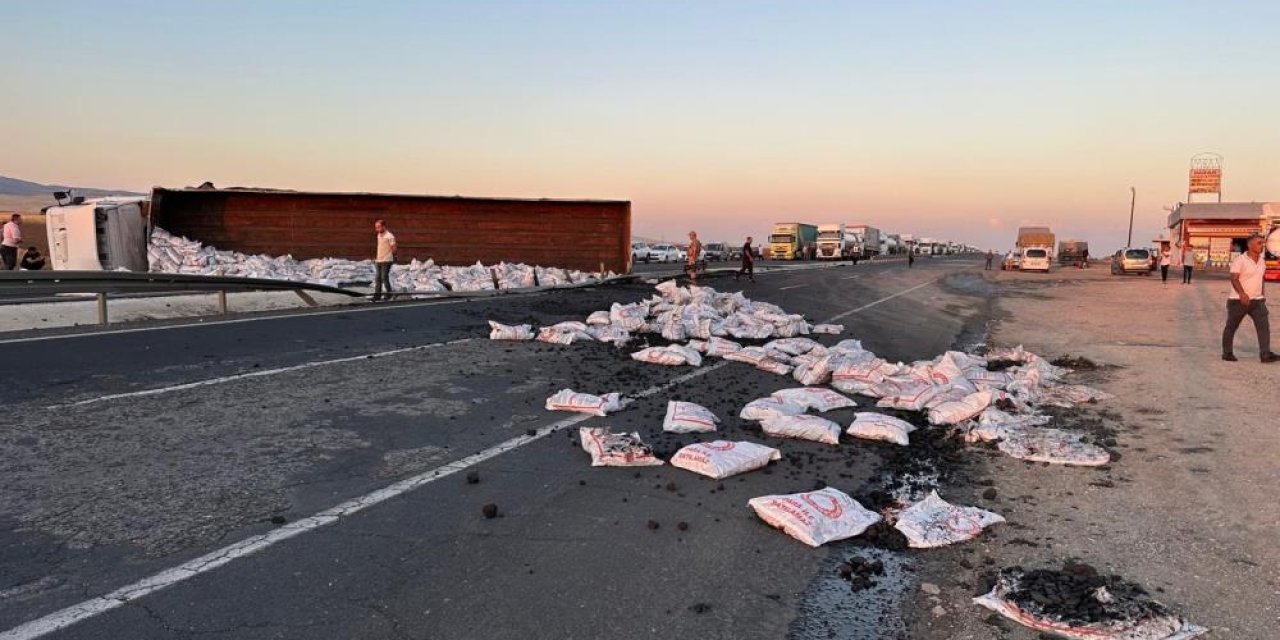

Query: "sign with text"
<box><xmin>1188</xmin><ymin>154</ymin><xmax>1223</xmax><ymax>196</ymax></box>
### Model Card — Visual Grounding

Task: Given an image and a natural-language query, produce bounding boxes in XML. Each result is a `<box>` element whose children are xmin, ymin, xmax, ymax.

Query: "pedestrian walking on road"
<box><xmin>735</xmin><ymin>236</ymin><xmax>756</xmax><ymax>282</ymax></box>
<box><xmin>1159</xmin><ymin>247</ymin><xmax>1171</xmax><ymax>283</ymax></box>
<box><xmin>1080</xmin><ymin>248</ymin><xmax>1089</xmax><ymax>269</ymax></box>
<box><xmin>1222</xmin><ymin>235</ymin><xmax>1277</xmax><ymax>363</ymax></box>
<box><xmin>1</xmin><ymin>214</ymin><xmax>22</xmax><ymax>270</ymax></box>
<box><xmin>984</xmin><ymin>250</ymin><xmax>994</xmax><ymax>270</ymax></box>
<box><xmin>685</xmin><ymin>231</ymin><xmax>703</xmax><ymax>284</ymax></box>
<box><xmin>372</xmin><ymin>219</ymin><xmax>397</xmax><ymax>302</ymax></box>
<box><xmin>1180</xmin><ymin>244</ymin><xmax>1195</xmax><ymax>284</ymax></box>
<box><xmin>907</xmin><ymin>251</ymin><xmax>915</xmax><ymax>268</ymax></box>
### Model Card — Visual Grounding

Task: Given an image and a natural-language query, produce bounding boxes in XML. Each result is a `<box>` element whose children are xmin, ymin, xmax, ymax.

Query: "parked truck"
<box><xmin>1017</xmin><ymin>226</ymin><xmax>1055</xmax><ymax>272</ymax></box>
<box><xmin>769</xmin><ymin>222</ymin><xmax>818</xmax><ymax>260</ymax></box>
<box><xmin>816</xmin><ymin>223</ymin><xmax>856</xmax><ymax>259</ymax></box>
<box><xmin>1058</xmin><ymin>240</ymin><xmax>1089</xmax><ymax>266</ymax></box>
<box><xmin>846</xmin><ymin>225</ymin><xmax>881</xmax><ymax>258</ymax></box>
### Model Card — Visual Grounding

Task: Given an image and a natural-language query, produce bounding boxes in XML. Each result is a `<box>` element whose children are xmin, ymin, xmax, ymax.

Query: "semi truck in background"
<box><xmin>847</xmin><ymin>225</ymin><xmax>881</xmax><ymax>258</ymax></box>
<box><xmin>1058</xmin><ymin>240</ymin><xmax>1089</xmax><ymax>267</ymax></box>
<box><xmin>1017</xmin><ymin>226</ymin><xmax>1055</xmax><ymax>272</ymax></box>
<box><xmin>769</xmin><ymin>222</ymin><xmax>818</xmax><ymax>260</ymax></box>
<box><xmin>816</xmin><ymin>223</ymin><xmax>850</xmax><ymax>259</ymax></box>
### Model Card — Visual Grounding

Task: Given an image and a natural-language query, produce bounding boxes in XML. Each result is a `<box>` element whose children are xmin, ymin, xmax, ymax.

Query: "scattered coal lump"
<box><xmin>974</xmin><ymin>563</ymin><xmax>1208</xmax><ymax>639</ymax></box>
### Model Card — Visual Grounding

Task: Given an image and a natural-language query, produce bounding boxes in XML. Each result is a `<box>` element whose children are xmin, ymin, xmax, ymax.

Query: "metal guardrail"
<box><xmin>0</xmin><ymin>271</ymin><xmax>362</xmax><ymax>325</ymax></box>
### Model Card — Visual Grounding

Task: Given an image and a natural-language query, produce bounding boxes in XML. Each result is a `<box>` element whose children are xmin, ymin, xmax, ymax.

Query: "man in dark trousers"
<box><xmin>984</xmin><ymin>250</ymin><xmax>994</xmax><ymax>270</ymax></box>
<box><xmin>735</xmin><ymin>236</ymin><xmax>755</xmax><ymax>282</ymax></box>
<box><xmin>1180</xmin><ymin>244</ymin><xmax>1195</xmax><ymax>283</ymax></box>
<box><xmin>372</xmin><ymin>219</ymin><xmax>397</xmax><ymax>302</ymax></box>
<box><xmin>907</xmin><ymin>251</ymin><xmax>915</xmax><ymax>268</ymax></box>
<box><xmin>1222</xmin><ymin>234</ymin><xmax>1277</xmax><ymax>363</ymax></box>
<box><xmin>1</xmin><ymin>214</ymin><xmax>22</xmax><ymax>270</ymax></box>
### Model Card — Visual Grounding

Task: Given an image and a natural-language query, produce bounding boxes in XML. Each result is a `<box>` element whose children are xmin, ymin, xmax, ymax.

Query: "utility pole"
<box><xmin>1127</xmin><ymin>187</ymin><xmax>1136</xmax><ymax>248</ymax></box>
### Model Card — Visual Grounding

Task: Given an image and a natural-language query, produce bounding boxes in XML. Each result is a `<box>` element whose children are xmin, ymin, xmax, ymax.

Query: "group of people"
<box><xmin>1157</xmin><ymin>244</ymin><xmax>1197</xmax><ymax>284</ymax></box>
<box><xmin>369</xmin><ymin>221</ymin><xmax>1273</xmax><ymax>363</ymax></box>
<box><xmin>685</xmin><ymin>230</ymin><xmax>758</xmax><ymax>284</ymax></box>
<box><xmin>2</xmin><ymin>214</ymin><xmax>45</xmax><ymax>271</ymax></box>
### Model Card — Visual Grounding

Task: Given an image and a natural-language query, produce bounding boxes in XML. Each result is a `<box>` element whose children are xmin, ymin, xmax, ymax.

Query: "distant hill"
<box><xmin>0</xmin><ymin>175</ymin><xmax>143</xmax><ymax>198</ymax></box>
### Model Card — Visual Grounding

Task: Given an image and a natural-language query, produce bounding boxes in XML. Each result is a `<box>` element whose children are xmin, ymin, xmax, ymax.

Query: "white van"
<box><xmin>1020</xmin><ymin>247</ymin><xmax>1051</xmax><ymax>272</ymax></box>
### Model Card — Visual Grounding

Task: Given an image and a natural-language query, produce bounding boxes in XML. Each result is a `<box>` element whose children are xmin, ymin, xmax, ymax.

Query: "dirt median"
<box><xmin>909</xmin><ymin>266</ymin><xmax>1278</xmax><ymax>638</ymax></box>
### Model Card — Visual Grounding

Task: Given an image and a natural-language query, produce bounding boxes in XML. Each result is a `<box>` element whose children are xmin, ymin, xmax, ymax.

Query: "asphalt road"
<box><xmin>2</xmin><ymin>256</ymin><xmax>988</xmax><ymax>640</ymax></box>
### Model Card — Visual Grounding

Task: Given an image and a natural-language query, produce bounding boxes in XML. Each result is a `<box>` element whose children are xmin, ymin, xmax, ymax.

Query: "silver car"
<box><xmin>1111</xmin><ymin>248</ymin><xmax>1152</xmax><ymax>275</ymax></box>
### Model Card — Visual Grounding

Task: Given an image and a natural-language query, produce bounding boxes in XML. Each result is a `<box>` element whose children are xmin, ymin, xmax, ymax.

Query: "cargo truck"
<box><xmin>769</xmin><ymin>222</ymin><xmax>818</xmax><ymax>260</ymax></box>
<box><xmin>846</xmin><ymin>225</ymin><xmax>881</xmax><ymax>258</ymax></box>
<box><xmin>44</xmin><ymin>195</ymin><xmax>150</xmax><ymax>271</ymax></box>
<box><xmin>1058</xmin><ymin>240</ymin><xmax>1089</xmax><ymax>266</ymax></box>
<box><xmin>43</xmin><ymin>186</ymin><xmax>635</xmax><ymax>274</ymax></box>
<box><xmin>816</xmin><ymin>223</ymin><xmax>856</xmax><ymax>259</ymax></box>
<box><xmin>1017</xmin><ymin>226</ymin><xmax>1055</xmax><ymax>272</ymax></box>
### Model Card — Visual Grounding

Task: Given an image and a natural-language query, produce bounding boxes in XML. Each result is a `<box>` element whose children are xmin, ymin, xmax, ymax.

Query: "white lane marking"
<box><xmin>841</xmin><ymin>275</ymin><xmax>861</xmax><ymax>280</ymax></box>
<box><xmin>824</xmin><ymin>278</ymin><xmax>938</xmax><ymax>322</ymax></box>
<box><xmin>46</xmin><ymin>338</ymin><xmax>479</xmax><ymax>410</ymax></box>
<box><xmin>778</xmin><ymin>284</ymin><xmax>808</xmax><ymax>290</ymax></box>
<box><xmin>0</xmin><ymin>277</ymin><xmax>935</xmax><ymax>640</ymax></box>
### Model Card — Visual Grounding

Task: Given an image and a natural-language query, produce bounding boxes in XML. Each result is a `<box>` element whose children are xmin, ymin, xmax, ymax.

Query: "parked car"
<box><xmin>1001</xmin><ymin>252</ymin><xmax>1022</xmax><ymax>271</ymax></box>
<box><xmin>703</xmin><ymin>242</ymin><xmax>727</xmax><ymax>261</ymax></box>
<box><xmin>1020</xmin><ymin>248</ymin><xmax>1051</xmax><ymax>272</ymax></box>
<box><xmin>631</xmin><ymin>242</ymin><xmax>651</xmax><ymax>263</ymax></box>
<box><xmin>648</xmin><ymin>244</ymin><xmax>683</xmax><ymax>263</ymax></box>
<box><xmin>1111</xmin><ymin>248</ymin><xmax>1153</xmax><ymax>275</ymax></box>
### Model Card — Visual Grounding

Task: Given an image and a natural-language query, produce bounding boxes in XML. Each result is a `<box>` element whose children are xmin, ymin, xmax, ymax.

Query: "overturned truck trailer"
<box><xmin>149</xmin><ymin>187</ymin><xmax>633</xmax><ymax>274</ymax></box>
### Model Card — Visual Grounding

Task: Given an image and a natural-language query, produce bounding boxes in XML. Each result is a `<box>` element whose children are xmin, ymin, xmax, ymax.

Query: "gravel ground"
<box><xmin>908</xmin><ymin>266</ymin><xmax>1279</xmax><ymax>638</ymax></box>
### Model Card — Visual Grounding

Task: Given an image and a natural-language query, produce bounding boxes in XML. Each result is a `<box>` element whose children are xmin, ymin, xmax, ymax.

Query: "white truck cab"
<box><xmin>44</xmin><ymin>197</ymin><xmax>149</xmax><ymax>271</ymax></box>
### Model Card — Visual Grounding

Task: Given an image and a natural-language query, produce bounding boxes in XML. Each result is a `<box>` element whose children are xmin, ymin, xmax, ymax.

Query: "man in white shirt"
<box><xmin>372</xmin><ymin>219</ymin><xmax>397</xmax><ymax>302</ymax></box>
<box><xmin>1</xmin><ymin>214</ymin><xmax>22</xmax><ymax>270</ymax></box>
<box><xmin>1222</xmin><ymin>234</ymin><xmax>1276</xmax><ymax>362</ymax></box>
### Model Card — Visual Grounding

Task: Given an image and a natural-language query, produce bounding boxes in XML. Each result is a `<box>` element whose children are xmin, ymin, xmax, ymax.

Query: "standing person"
<box><xmin>1080</xmin><ymin>247</ymin><xmax>1089</xmax><ymax>269</ymax></box>
<box><xmin>735</xmin><ymin>236</ymin><xmax>756</xmax><ymax>282</ymax></box>
<box><xmin>984</xmin><ymin>250</ymin><xmax>994</xmax><ymax>270</ymax></box>
<box><xmin>685</xmin><ymin>231</ymin><xmax>702</xmax><ymax>284</ymax></box>
<box><xmin>1159</xmin><ymin>246</ymin><xmax>1171</xmax><ymax>283</ymax></box>
<box><xmin>1222</xmin><ymin>234</ymin><xmax>1277</xmax><ymax>362</ymax></box>
<box><xmin>1</xmin><ymin>214</ymin><xmax>22</xmax><ymax>270</ymax></box>
<box><xmin>372</xmin><ymin>219</ymin><xmax>397</xmax><ymax>302</ymax></box>
<box><xmin>907</xmin><ymin>251</ymin><xmax>915</xmax><ymax>268</ymax></box>
<box><xmin>20</xmin><ymin>246</ymin><xmax>45</xmax><ymax>270</ymax></box>
<box><xmin>1181</xmin><ymin>244</ymin><xmax>1195</xmax><ymax>284</ymax></box>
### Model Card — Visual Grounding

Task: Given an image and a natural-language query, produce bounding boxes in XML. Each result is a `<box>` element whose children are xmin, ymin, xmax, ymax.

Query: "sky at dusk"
<box><xmin>3</xmin><ymin>0</ymin><xmax>1278</xmax><ymax>251</ymax></box>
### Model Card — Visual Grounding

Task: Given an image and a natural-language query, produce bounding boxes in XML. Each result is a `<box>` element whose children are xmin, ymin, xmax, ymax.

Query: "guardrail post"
<box><xmin>218</xmin><ymin>290</ymin><xmax>228</xmax><ymax>314</ymax></box>
<box><xmin>97</xmin><ymin>293</ymin><xmax>108</xmax><ymax>325</ymax></box>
